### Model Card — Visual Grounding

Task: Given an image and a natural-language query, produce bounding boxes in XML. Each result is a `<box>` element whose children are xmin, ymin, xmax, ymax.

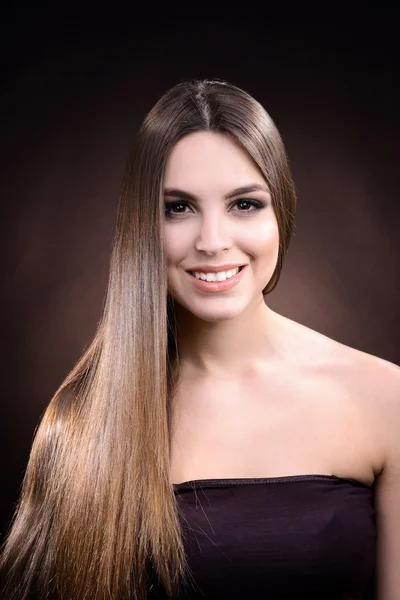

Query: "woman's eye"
<box><xmin>164</xmin><ymin>199</ymin><xmax>265</xmax><ymax>218</ymax></box>
<box><xmin>164</xmin><ymin>202</ymin><xmax>190</xmax><ymax>216</ymax></box>
<box><xmin>233</xmin><ymin>199</ymin><xmax>264</xmax><ymax>212</ymax></box>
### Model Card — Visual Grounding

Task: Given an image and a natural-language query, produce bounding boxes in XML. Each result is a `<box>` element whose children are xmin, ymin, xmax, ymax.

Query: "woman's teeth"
<box><xmin>191</xmin><ymin>267</ymin><xmax>241</xmax><ymax>282</ymax></box>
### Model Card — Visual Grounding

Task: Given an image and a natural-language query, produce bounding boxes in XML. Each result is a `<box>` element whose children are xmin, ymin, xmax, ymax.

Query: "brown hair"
<box><xmin>0</xmin><ymin>78</ymin><xmax>296</xmax><ymax>599</ymax></box>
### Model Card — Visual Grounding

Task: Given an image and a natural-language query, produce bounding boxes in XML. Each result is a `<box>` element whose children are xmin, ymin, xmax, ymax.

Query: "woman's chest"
<box><xmin>169</xmin><ymin>368</ymin><xmax>382</xmax><ymax>487</ymax></box>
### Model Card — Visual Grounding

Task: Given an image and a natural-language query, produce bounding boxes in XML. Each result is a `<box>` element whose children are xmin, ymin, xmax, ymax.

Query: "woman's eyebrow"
<box><xmin>163</xmin><ymin>183</ymin><xmax>270</xmax><ymax>201</ymax></box>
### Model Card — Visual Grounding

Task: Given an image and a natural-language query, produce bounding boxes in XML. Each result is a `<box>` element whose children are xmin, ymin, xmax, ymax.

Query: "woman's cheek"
<box><xmin>242</xmin><ymin>219</ymin><xmax>279</xmax><ymax>251</ymax></box>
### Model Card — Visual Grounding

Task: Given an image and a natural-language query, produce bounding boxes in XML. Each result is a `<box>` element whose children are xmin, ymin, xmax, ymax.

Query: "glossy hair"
<box><xmin>0</xmin><ymin>78</ymin><xmax>296</xmax><ymax>599</ymax></box>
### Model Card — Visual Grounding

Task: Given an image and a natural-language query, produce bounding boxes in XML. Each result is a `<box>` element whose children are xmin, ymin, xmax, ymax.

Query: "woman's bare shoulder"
<box><xmin>283</xmin><ymin>312</ymin><xmax>400</xmax><ymax>420</ymax></box>
<box><xmin>279</xmin><ymin>311</ymin><xmax>399</xmax><ymax>378</ymax></box>
<box><xmin>274</xmin><ymin>313</ymin><xmax>398</xmax><ymax>482</ymax></box>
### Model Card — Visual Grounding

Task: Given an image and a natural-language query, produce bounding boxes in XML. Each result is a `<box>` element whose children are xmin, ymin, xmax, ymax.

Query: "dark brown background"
<box><xmin>1</xmin><ymin>2</ymin><xmax>398</xmax><ymax>538</ymax></box>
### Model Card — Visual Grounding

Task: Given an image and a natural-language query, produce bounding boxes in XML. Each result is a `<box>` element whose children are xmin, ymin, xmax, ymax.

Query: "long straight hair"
<box><xmin>0</xmin><ymin>78</ymin><xmax>296</xmax><ymax>599</ymax></box>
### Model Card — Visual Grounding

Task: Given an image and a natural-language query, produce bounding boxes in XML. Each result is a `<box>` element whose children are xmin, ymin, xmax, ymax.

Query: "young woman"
<box><xmin>1</xmin><ymin>79</ymin><xmax>399</xmax><ymax>600</ymax></box>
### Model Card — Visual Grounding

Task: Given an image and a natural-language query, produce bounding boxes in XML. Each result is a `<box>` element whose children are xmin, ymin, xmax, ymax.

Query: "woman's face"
<box><xmin>162</xmin><ymin>131</ymin><xmax>280</xmax><ymax>322</ymax></box>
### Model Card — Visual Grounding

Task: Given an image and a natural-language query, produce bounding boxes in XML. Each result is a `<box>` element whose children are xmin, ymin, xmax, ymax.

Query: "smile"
<box><xmin>186</xmin><ymin>265</ymin><xmax>247</xmax><ymax>293</ymax></box>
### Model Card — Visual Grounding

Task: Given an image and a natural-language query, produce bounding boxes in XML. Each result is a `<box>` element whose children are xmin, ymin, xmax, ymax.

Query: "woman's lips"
<box><xmin>186</xmin><ymin>265</ymin><xmax>247</xmax><ymax>293</ymax></box>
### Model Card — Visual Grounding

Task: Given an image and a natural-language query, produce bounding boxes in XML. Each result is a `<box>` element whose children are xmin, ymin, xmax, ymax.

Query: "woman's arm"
<box><xmin>374</xmin><ymin>361</ymin><xmax>400</xmax><ymax>600</ymax></box>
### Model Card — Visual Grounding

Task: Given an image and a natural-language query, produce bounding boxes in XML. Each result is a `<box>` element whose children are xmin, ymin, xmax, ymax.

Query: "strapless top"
<box><xmin>147</xmin><ymin>475</ymin><xmax>376</xmax><ymax>599</ymax></box>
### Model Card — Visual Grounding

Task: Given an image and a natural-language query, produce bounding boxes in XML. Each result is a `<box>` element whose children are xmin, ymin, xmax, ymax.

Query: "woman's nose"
<box><xmin>194</xmin><ymin>213</ymin><xmax>232</xmax><ymax>254</ymax></box>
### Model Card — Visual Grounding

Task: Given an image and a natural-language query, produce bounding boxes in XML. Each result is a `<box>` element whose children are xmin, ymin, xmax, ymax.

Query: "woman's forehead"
<box><xmin>164</xmin><ymin>132</ymin><xmax>265</xmax><ymax>192</ymax></box>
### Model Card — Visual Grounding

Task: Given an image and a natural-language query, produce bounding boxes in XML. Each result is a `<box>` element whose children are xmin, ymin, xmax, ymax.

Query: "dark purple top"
<box><xmin>148</xmin><ymin>474</ymin><xmax>376</xmax><ymax>599</ymax></box>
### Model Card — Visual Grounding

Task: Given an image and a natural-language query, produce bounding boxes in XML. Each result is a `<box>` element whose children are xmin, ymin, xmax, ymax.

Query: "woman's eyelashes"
<box><xmin>164</xmin><ymin>198</ymin><xmax>267</xmax><ymax>219</ymax></box>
